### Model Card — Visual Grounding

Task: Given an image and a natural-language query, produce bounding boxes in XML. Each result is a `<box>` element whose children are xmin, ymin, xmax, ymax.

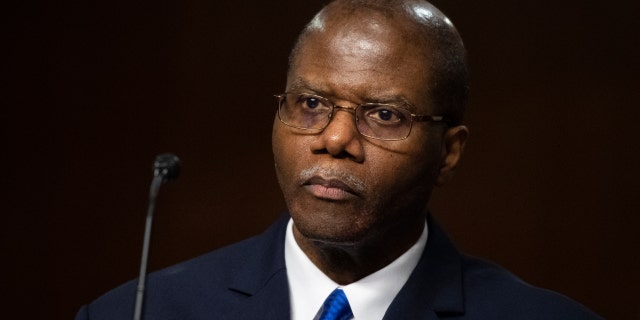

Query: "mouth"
<box><xmin>302</xmin><ymin>176</ymin><xmax>361</xmax><ymax>201</ymax></box>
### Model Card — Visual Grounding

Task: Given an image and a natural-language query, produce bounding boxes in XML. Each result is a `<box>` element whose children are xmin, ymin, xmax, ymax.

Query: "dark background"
<box><xmin>6</xmin><ymin>0</ymin><xmax>639</xmax><ymax>318</ymax></box>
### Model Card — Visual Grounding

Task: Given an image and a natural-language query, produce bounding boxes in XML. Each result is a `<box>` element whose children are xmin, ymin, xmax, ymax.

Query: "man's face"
<box><xmin>272</xmin><ymin>15</ymin><xmax>447</xmax><ymax>245</ymax></box>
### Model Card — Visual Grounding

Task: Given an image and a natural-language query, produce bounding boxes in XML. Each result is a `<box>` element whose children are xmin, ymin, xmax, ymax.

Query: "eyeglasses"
<box><xmin>275</xmin><ymin>92</ymin><xmax>447</xmax><ymax>141</ymax></box>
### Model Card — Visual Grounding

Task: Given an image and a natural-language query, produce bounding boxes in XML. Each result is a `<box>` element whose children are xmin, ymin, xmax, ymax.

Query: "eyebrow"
<box><xmin>286</xmin><ymin>78</ymin><xmax>325</xmax><ymax>94</ymax></box>
<box><xmin>287</xmin><ymin>78</ymin><xmax>415</xmax><ymax>108</ymax></box>
<box><xmin>364</xmin><ymin>92</ymin><xmax>413</xmax><ymax>107</ymax></box>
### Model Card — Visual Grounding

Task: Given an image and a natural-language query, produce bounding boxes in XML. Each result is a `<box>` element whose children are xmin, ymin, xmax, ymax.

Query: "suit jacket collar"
<box><xmin>383</xmin><ymin>214</ymin><xmax>465</xmax><ymax>319</ymax></box>
<box><xmin>225</xmin><ymin>213</ymin><xmax>464</xmax><ymax>319</ymax></box>
<box><xmin>225</xmin><ymin>214</ymin><xmax>291</xmax><ymax>319</ymax></box>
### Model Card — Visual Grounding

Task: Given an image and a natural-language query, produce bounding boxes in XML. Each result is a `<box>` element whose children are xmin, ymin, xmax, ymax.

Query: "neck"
<box><xmin>293</xmin><ymin>215</ymin><xmax>425</xmax><ymax>285</ymax></box>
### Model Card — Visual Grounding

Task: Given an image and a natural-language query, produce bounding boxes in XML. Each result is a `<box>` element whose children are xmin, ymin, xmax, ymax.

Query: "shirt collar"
<box><xmin>285</xmin><ymin>218</ymin><xmax>428</xmax><ymax>320</ymax></box>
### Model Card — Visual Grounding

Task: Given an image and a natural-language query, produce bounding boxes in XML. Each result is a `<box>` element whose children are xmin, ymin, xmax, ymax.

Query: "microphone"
<box><xmin>133</xmin><ymin>153</ymin><xmax>181</xmax><ymax>320</ymax></box>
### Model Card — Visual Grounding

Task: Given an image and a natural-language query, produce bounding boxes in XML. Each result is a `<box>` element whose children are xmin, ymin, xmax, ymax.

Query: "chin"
<box><xmin>299</xmin><ymin>226</ymin><xmax>369</xmax><ymax>247</ymax></box>
<box><xmin>291</xmin><ymin>208</ymin><xmax>378</xmax><ymax>246</ymax></box>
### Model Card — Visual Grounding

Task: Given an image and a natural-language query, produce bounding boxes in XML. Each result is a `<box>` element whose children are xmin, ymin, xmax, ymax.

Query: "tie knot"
<box><xmin>317</xmin><ymin>289</ymin><xmax>353</xmax><ymax>320</ymax></box>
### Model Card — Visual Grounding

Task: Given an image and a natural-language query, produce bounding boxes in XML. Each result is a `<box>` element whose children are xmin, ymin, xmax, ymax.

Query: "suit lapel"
<box><xmin>224</xmin><ymin>269</ymin><xmax>291</xmax><ymax>319</ymax></box>
<box><xmin>219</xmin><ymin>214</ymin><xmax>465</xmax><ymax>319</ymax></box>
<box><xmin>383</xmin><ymin>214</ymin><xmax>465</xmax><ymax>319</ymax></box>
<box><xmin>223</xmin><ymin>214</ymin><xmax>292</xmax><ymax>319</ymax></box>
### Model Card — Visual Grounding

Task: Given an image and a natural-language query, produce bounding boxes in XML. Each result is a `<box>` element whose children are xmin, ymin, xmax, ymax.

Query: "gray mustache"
<box><xmin>299</xmin><ymin>166</ymin><xmax>366</xmax><ymax>194</ymax></box>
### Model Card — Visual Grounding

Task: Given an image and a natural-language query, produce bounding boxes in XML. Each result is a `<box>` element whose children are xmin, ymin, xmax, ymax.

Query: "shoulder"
<box><xmin>76</xmin><ymin>215</ymin><xmax>290</xmax><ymax>320</ymax></box>
<box><xmin>459</xmin><ymin>254</ymin><xmax>602</xmax><ymax>319</ymax></box>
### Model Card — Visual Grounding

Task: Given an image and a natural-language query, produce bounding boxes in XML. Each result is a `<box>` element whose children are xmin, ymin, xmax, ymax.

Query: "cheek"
<box><xmin>367</xmin><ymin>154</ymin><xmax>426</xmax><ymax>191</ymax></box>
<box><xmin>272</xmin><ymin>124</ymin><xmax>308</xmax><ymax>184</ymax></box>
<box><xmin>364</xmin><ymin>139</ymin><xmax>441</xmax><ymax>198</ymax></box>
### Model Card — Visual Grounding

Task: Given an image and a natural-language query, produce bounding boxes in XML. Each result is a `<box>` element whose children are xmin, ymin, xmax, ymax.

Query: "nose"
<box><xmin>309</xmin><ymin>106</ymin><xmax>365</xmax><ymax>162</ymax></box>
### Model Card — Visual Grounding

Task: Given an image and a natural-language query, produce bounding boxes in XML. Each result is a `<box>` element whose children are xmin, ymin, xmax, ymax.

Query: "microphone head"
<box><xmin>153</xmin><ymin>153</ymin><xmax>181</xmax><ymax>181</ymax></box>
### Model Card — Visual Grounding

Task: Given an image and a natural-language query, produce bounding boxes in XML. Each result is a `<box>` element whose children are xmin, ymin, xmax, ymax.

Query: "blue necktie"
<box><xmin>317</xmin><ymin>289</ymin><xmax>353</xmax><ymax>320</ymax></box>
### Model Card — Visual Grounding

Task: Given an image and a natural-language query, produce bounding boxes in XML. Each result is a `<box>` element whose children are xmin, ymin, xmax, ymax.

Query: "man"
<box><xmin>77</xmin><ymin>0</ymin><xmax>601</xmax><ymax>319</ymax></box>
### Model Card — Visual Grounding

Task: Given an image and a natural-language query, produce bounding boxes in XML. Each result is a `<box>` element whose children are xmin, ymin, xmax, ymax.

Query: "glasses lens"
<box><xmin>357</xmin><ymin>104</ymin><xmax>412</xmax><ymax>140</ymax></box>
<box><xmin>279</xmin><ymin>93</ymin><xmax>332</xmax><ymax>130</ymax></box>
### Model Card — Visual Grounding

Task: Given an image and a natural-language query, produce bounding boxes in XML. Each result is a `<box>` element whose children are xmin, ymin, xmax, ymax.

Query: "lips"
<box><xmin>303</xmin><ymin>176</ymin><xmax>360</xmax><ymax>201</ymax></box>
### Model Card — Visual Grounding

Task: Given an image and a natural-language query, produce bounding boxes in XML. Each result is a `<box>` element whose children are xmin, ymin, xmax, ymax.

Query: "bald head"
<box><xmin>289</xmin><ymin>0</ymin><xmax>469</xmax><ymax>125</ymax></box>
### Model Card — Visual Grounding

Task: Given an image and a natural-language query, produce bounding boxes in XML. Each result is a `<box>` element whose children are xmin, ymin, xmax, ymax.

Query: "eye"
<box><xmin>296</xmin><ymin>94</ymin><xmax>325</xmax><ymax>110</ymax></box>
<box><xmin>376</xmin><ymin>109</ymin><xmax>394</xmax><ymax>121</ymax></box>
<box><xmin>303</xmin><ymin>97</ymin><xmax>320</xmax><ymax>109</ymax></box>
<box><xmin>363</xmin><ymin>105</ymin><xmax>405</xmax><ymax>124</ymax></box>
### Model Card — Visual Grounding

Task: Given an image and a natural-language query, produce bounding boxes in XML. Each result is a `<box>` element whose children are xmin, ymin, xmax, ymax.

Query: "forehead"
<box><xmin>288</xmin><ymin>11</ymin><xmax>434</xmax><ymax>110</ymax></box>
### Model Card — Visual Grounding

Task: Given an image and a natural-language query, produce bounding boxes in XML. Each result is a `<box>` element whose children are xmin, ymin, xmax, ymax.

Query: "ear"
<box><xmin>436</xmin><ymin>125</ymin><xmax>468</xmax><ymax>186</ymax></box>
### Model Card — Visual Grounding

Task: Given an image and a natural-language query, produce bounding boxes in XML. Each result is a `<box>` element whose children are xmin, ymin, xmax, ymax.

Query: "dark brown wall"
<box><xmin>8</xmin><ymin>0</ymin><xmax>639</xmax><ymax>319</ymax></box>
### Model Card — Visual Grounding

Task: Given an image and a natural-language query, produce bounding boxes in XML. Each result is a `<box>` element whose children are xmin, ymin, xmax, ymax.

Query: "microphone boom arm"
<box><xmin>133</xmin><ymin>154</ymin><xmax>180</xmax><ymax>320</ymax></box>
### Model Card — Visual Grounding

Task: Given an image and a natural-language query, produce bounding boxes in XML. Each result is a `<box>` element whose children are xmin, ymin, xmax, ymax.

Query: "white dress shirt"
<box><xmin>285</xmin><ymin>218</ymin><xmax>428</xmax><ymax>320</ymax></box>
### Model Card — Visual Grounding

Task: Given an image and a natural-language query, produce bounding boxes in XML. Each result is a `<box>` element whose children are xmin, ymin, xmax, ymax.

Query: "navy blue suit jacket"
<box><xmin>76</xmin><ymin>214</ymin><xmax>601</xmax><ymax>319</ymax></box>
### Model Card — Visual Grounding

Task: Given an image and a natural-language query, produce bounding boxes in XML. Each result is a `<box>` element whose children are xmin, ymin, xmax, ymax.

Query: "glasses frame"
<box><xmin>275</xmin><ymin>92</ymin><xmax>447</xmax><ymax>141</ymax></box>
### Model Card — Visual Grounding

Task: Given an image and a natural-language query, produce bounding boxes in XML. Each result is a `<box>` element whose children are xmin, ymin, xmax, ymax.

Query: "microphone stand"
<box><xmin>133</xmin><ymin>172</ymin><xmax>163</xmax><ymax>320</ymax></box>
<box><xmin>133</xmin><ymin>154</ymin><xmax>180</xmax><ymax>320</ymax></box>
